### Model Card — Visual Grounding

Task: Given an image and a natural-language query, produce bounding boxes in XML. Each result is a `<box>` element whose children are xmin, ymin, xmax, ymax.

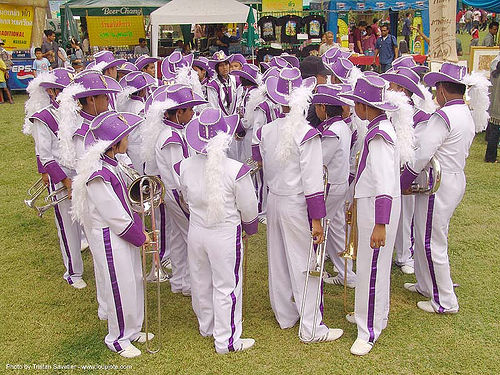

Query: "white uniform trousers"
<box><xmin>267</xmin><ymin>193</ymin><xmax>330</xmax><ymax>340</ymax></box>
<box><xmin>154</xmin><ymin>202</ymin><xmax>171</xmax><ymax>261</ymax></box>
<box><xmin>187</xmin><ymin>223</ymin><xmax>244</xmax><ymax>353</ymax></box>
<box><xmin>50</xmin><ymin>179</ymin><xmax>84</xmax><ymax>284</ymax></box>
<box><xmin>165</xmin><ymin>189</ymin><xmax>190</xmax><ymax>294</ymax></box>
<box><xmin>394</xmin><ymin>195</ymin><xmax>415</xmax><ymax>267</ymax></box>
<box><xmin>87</xmin><ymin>226</ymin><xmax>144</xmax><ymax>352</ymax></box>
<box><xmin>326</xmin><ymin>182</ymin><xmax>356</xmax><ymax>284</ymax></box>
<box><xmin>354</xmin><ymin>196</ymin><xmax>400</xmax><ymax>343</ymax></box>
<box><xmin>412</xmin><ymin>172</ymin><xmax>463</xmax><ymax>313</ymax></box>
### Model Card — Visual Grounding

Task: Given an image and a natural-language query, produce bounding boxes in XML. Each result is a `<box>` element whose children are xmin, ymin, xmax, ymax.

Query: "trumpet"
<box><xmin>24</xmin><ymin>177</ymin><xmax>69</xmax><ymax>217</ymax></box>
<box><xmin>119</xmin><ymin>162</ymin><xmax>166</xmax><ymax>354</ymax></box>
<box><xmin>410</xmin><ymin>156</ymin><xmax>442</xmax><ymax>194</ymax></box>
<box><xmin>298</xmin><ymin>165</ymin><xmax>330</xmax><ymax>342</ymax></box>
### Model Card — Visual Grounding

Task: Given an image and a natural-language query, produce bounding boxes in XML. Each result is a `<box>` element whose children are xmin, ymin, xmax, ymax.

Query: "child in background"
<box><xmin>33</xmin><ymin>47</ymin><xmax>51</xmax><ymax>77</ymax></box>
<box><xmin>470</xmin><ymin>25</ymin><xmax>479</xmax><ymax>46</ymax></box>
<box><xmin>0</xmin><ymin>58</ymin><xmax>14</xmax><ymax>104</ymax></box>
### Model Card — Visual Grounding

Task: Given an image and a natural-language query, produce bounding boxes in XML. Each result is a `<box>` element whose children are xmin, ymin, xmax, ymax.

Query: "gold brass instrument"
<box><xmin>24</xmin><ymin>177</ymin><xmax>69</xmax><ymax>217</ymax></box>
<box><xmin>299</xmin><ymin>165</ymin><xmax>330</xmax><ymax>342</ymax></box>
<box><xmin>120</xmin><ymin>162</ymin><xmax>165</xmax><ymax>354</ymax></box>
<box><xmin>339</xmin><ymin>152</ymin><xmax>360</xmax><ymax>317</ymax></box>
<box><xmin>410</xmin><ymin>156</ymin><xmax>442</xmax><ymax>194</ymax></box>
<box><xmin>245</xmin><ymin>157</ymin><xmax>262</xmax><ymax>176</ymax></box>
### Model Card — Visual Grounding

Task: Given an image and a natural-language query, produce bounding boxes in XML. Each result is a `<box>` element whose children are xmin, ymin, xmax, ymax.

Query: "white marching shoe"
<box><xmin>400</xmin><ymin>265</ymin><xmax>414</xmax><ymax>274</ymax></box>
<box><xmin>133</xmin><ymin>332</ymin><xmax>155</xmax><ymax>343</ymax></box>
<box><xmin>119</xmin><ymin>344</ymin><xmax>141</xmax><ymax>358</ymax></box>
<box><xmin>323</xmin><ymin>274</ymin><xmax>355</xmax><ymax>288</ymax></box>
<box><xmin>217</xmin><ymin>338</ymin><xmax>255</xmax><ymax>354</ymax></box>
<box><xmin>71</xmin><ymin>279</ymin><xmax>87</xmax><ymax>289</ymax></box>
<box><xmin>304</xmin><ymin>328</ymin><xmax>344</xmax><ymax>343</ymax></box>
<box><xmin>350</xmin><ymin>338</ymin><xmax>373</xmax><ymax>356</ymax></box>
<box><xmin>345</xmin><ymin>313</ymin><xmax>356</xmax><ymax>324</ymax></box>
<box><xmin>404</xmin><ymin>282</ymin><xmax>417</xmax><ymax>292</ymax></box>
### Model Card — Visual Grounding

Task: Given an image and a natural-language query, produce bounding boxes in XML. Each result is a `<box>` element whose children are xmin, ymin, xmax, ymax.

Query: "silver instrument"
<box><xmin>298</xmin><ymin>165</ymin><xmax>330</xmax><ymax>342</ymax></box>
<box><xmin>24</xmin><ymin>177</ymin><xmax>69</xmax><ymax>217</ymax></box>
<box><xmin>410</xmin><ymin>156</ymin><xmax>442</xmax><ymax>194</ymax></box>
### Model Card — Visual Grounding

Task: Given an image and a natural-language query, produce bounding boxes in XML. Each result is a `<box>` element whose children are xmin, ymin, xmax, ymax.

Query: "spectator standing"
<box><xmin>465</xmin><ymin>8</ymin><xmax>473</xmax><ymax>33</ymax></box>
<box><xmin>372</xmin><ymin>18</ymin><xmax>381</xmax><ymax>37</ymax></box>
<box><xmin>58</xmin><ymin>46</ymin><xmax>70</xmax><ymax>68</ymax></box>
<box><xmin>41</xmin><ymin>30</ymin><xmax>59</xmax><ymax>69</ymax></box>
<box><xmin>402</xmin><ymin>13</ymin><xmax>412</xmax><ymax>48</ymax></box>
<box><xmin>134</xmin><ymin>38</ymin><xmax>150</xmax><ymax>55</ymax></box>
<box><xmin>0</xmin><ymin>39</ymin><xmax>12</xmax><ymax>71</ymax></box>
<box><xmin>353</xmin><ymin>21</ymin><xmax>367</xmax><ymax>54</ymax></box>
<box><xmin>70</xmin><ymin>38</ymin><xmax>84</xmax><ymax>62</ymax></box>
<box><xmin>32</xmin><ymin>47</ymin><xmax>50</xmax><ymax>77</ymax></box>
<box><xmin>470</xmin><ymin>24</ymin><xmax>480</xmax><ymax>47</ymax></box>
<box><xmin>0</xmin><ymin>57</ymin><xmax>14</xmax><ymax>104</ymax></box>
<box><xmin>482</xmin><ymin>22</ymin><xmax>499</xmax><ymax>47</ymax></box>
<box><xmin>318</xmin><ymin>31</ymin><xmax>337</xmax><ymax>55</ymax></box>
<box><xmin>472</xmin><ymin>8</ymin><xmax>481</xmax><ymax>29</ymax></box>
<box><xmin>82</xmin><ymin>33</ymin><xmax>90</xmax><ymax>56</ymax></box>
<box><xmin>215</xmin><ymin>27</ymin><xmax>239</xmax><ymax>55</ymax></box>
<box><xmin>375</xmin><ymin>24</ymin><xmax>398</xmax><ymax>73</ymax></box>
<box><xmin>362</xmin><ymin>26</ymin><xmax>377</xmax><ymax>56</ymax></box>
<box><xmin>485</xmin><ymin>58</ymin><xmax>500</xmax><ymax>162</ymax></box>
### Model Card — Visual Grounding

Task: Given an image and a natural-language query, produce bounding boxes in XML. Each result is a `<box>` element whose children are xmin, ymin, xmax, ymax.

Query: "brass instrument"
<box><xmin>245</xmin><ymin>157</ymin><xmax>262</xmax><ymax>176</ymax></box>
<box><xmin>298</xmin><ymin>165</ymin><xmax>330</xmax><ymax>342</ymax></box>
<box><xmin>24</xmin><ymin>177</ymin><xmax>69</xmax><ymax>217</ymax></box>
<box><xmin>119</xmin><ymin>162</ymin><xmax>166</xmax><ymax>354</ymax></box>
<box><xmin>410</xmin><ymin>156</ymin><xmax>442</xmax><ymax>194</ymax></box>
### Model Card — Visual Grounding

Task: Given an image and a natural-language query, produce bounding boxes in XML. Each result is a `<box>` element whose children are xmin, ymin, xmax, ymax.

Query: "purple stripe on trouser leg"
<box><xmin>367</xmin><ymin>247</ymin><xmax>380</xmax><ymax>343</ymax></box>
<box><xmin>159</xmin><ymin>203</ymin><xmax>166</xmax><ymax>259</ymax></box>
<box><xmin>103</xmin><ymin>228</ymin><xmax>125</xmax><ymax>352</ymax></box>
<box><xmin>52</xmin><ymin>181</ymin><xmax>74</xmax><ymax>284</ymax></box>
<box><xmin>410</xmin><ymin>216</ymin><xmax>415</xmax><ymax>257</ymax></box>
<box><xmin>424</xmin><ymin>195</ymin><xmax>445</xmax><ymax>313</ymax></box>
<box><xmin>258</xmin><ymin>169</ymin><xmax>264</xmax><ymax>213</ymax></box>
<box><xmin>172</xmin><ymin>189</ymin><xmax>190</xmax><ymax>220</ymax></box>
<box><xmin>228</xmin><ymin>225</ymin><xmax>241</xmax><ymax>352</ymax></box>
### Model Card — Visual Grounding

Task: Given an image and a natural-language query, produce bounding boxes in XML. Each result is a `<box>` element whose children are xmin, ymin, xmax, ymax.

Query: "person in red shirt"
<box><xmin>353</xmin><ymin>21</ymin><xmax>367</xmax><ymax>54</ymax></box>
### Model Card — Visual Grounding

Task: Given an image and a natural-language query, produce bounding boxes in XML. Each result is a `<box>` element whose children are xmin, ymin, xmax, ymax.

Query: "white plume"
<box><xmin>463</xmin><ymin>71</ymin><xmax>491</xmax><ymax>132</ymax></box>
<box><xmin>176</xmin><ymin>65</ymin><xmax>204</xmax><ymax>98</ymax></box>
<box><xmin>413</xmin><ymin>82</ymin><xmax>438</xmax><ymax>113</ymax></box>
<box><xmin>277</xmin><ymin>83</ymin><xmax>314</xmax><ymax>162</ymax></box>
<box><xmin>71</xmin><ymin>140</ymin><xmax>112</xmax><ymax>226</ymax></box>
<box><xmin>56</xmin><ymin>83</ymin><xmax>87</xmax><ymax>169</ymax></box>
<box><xmin>351</xmin><ymin>113</ymin><xmax>368</xmax><ymax>142</ymax></box>
<box><xmin>244</xmin><ymin>85</ymin><xmax>266</xmax><ymax>126</ymax></box>
<box><xmin>23</xmin><ymin>72</ymin><xmax>55</xmax><ymax>135</ymax></box>
<box><xmin>140</xmin><ymin>99</ymin><xmax>177</xmax><ymax>163</ymax></box>
<box><xmin>385</xmin><ymin>90</ymin><xmax>415</xmax><ymax>165</ymax></box>
<box><xmin>88</xmin><ymin>61</ymin><xmax>108</xmax><ymax>73</ymax></box>
<box><xmin>115</xmin><ymin>86</ymin><xmax>136</xmax><ymax>111</ymax></box>
<box><xmin>347</xmin><ymin>65</ymin><xmax>363</xmax><ymax>87</ymax></box>
<box><xmin>204</xmin><ymin>132</ymin><xmax>232</xmax><ymax>225</ymax></box>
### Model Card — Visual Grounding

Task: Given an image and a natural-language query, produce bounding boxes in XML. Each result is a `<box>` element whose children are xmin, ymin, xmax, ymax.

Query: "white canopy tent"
<box><xmin>150</xmin><ymin>0</ymin><xmax>255</xmax><ymax>57</ymax></box>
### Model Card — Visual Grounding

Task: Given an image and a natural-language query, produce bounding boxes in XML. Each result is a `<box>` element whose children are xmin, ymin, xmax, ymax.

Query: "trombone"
<box><xmin>24</xmin><ymin>177</ymin><xmax>69</xmax><ymax>217</ymax></box>
<box><xmin>119</xmin><ymin>162</ymin><xmax>166</xmax><ymax>354</ymax></box>
<box><xmin>298</xmin><ymin>165</ymin><xmax>330</xmax><ymax>342</ymax></box>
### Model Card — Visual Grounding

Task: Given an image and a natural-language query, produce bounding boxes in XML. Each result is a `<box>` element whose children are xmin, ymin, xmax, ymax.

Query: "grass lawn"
<box><xmin>1</xmin><ymin>94</ymin><xmax>499</xmax><ymax>374</ymax></box>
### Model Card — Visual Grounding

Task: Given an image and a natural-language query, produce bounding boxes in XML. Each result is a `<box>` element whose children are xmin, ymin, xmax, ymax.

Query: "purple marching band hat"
<box><xmin>423</xmin><ymin>61</ymin><xmax>467</xmax><ymax>87</ymax></box>
<box><xmin>117</xmin><ymin>62</ymin><xmax>139</xmax><ymax>75</ymax></box>
<box><xmin>70</xmin><ymin>70</ymin><xmax>122</xmax><ymax>99</ymax></box>
<box><xmin>185</xmin><ymin>107</ymin><xmax>239</xmax><ymax>154</ymax></box>
<box><xmin>193</xmin><ymin>56</ymin><xmax>215</xmax><ymax>78</ymax></box>
<box><xmin>144</xmin><ymin>83</ymin><xmax>207</xmax><ymax>114</ymax></box>
<box><xmin>328</xmin><ymin>58</ymin><xmax>354</xmax><ymax>83</ymax></box>
<box><xmin>280</xmin><ymin>53</ymin><xmax>300</xmax><ymax>68</ymax></box>
<box><xmin>391</xmin><ymin>55</ymin><xmax>429</xmax><ymax>74</ymax></box>
<box><xmin>87</xmin><ymin>50</ymin><xmax>126</xmax><ymax>72</ymax></box>
<box><xmin>208</xmin><ymin>50</ymin><xmax>232</xmax><ymax>71</ymax></box>
<box><xmin>381</xmin><ymin>67</ymin><xmax>426</xmax><ymax>99</ymax></box>
<box><xmin>119</xmin><ymin>71</ymin><xmax>157</xmax><ymax>93</ymax></box>
<box><xmin>231</xmin><ymin>63</ymin><xmax>261</xmax><ymax>85</ymax></box>
<box><xmin>229</xmin><ymin>53</ymin><xmax>247</xmax><ymax>68</ymax></box>
<box><xmin>39</xmin><ymin>68</ymin><xmax>74</xmax><ymax>90</ymax></box>
<box><xmin>339</xmin><ymin>75</ymin><xmax>398</xmax><ymax>112</ymax></box>
<box><xmin>262</xmin><ymin>66</ymin><xmax>281</xmax><ymax>82</ymax></box>
<box><xmin>266</xmin><ymin>67</ymin><xmax>316</xmax><ymax>106</ymax></box>
<box><xmin>312</xmin><ymin>84</ymin><xmax>354</xmax><ymax>107</ymax></box>
<box><xmin>134</xmin><ymin>54</ymin><xmax>159</xmax><ymax>71</ymax></box>
<box><xmin>161</xmin><ymin>51</ymin><xmax>194</xmax><ymax>81</ymax></box>
<box><xmin>84</xmin><ymin>110</ymin><xmax>143</xmax><ymax>148</ymax></box>
<box><xmin>322</xmin><ymin>46</ymin><xmax>341</xmax><ymax>65</ymax></box>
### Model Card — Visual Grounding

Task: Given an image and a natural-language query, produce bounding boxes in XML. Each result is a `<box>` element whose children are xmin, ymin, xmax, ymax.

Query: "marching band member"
<box><xmin>71</xmin><ymin>111</ymin><xmax>152</xmax><ymax>358</ymax></box>
<box><xmin>381</xmin><ymin>67</ymin><xmax>431</xmax><ymax>275</ymax></box>
<box><xmin>206</xmin><ymin>51</ymin><xmax>238</xmax><ymax>116</ymax></box>
<box><xmin>28</xmin><ymin>68</ymin><xmax>88</xmax><ymax>289</ymax></box>
<box><xmin>339</xmin><ymin>75</ymin><xmax>404</xmax><ymax>355</ymax></box>
<box><xmin>161</xmin><ymin>51</ymin><xmax>194</xmax><ymax>85</ymax></box>
<box><xmin>87</xmin><ymin>51</ymin><xmax>125</xmax><ymax>109</ymax></box>
<box><xmin>229</xmin><ymin>53</ymin><xmax>246</xmax><ymax>72</ymax></box>
<box><xmin>192</xmin><ymin>56</ymin><xmax>214</xmax><ymax>100</ymax></box>
<box><xmin>176</xmin><ymin>107</ymin><xmax>259</xmax><ymax>353</ymax></box>
<box><xmin>257</xmin><ymin>67</ymin><xmax>343</xmax><ymax>343</ymax></box>
<box><xmin>134</xmin><ymin>54</ymin><xmax>159</xmax><ymax>79</ymax></box>
<box><xmin>142</xmin><ymin>84</ymin><xmax>207</xmax><ymax>295</ymax></box>
<box><xmin>400</xmin><ymin>62</ymin><xmax>490</xmax><ymax>314</ymax></box>
<box><xmin>312</xmin><ymin>84</ymin><xmax>356</xmax><ymax>288</ymax></box>
<box><xmin>116</xmin><ymin>62</ymin><xmax>138</xmax><ymax>81</ymax></box>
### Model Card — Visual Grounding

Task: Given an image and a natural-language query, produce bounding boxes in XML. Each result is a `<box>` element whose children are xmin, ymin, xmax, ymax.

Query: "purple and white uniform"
<box><xmin>117</xmin><ymin>95</ymin><xmax>146</xmax><ymax>173</ymax></box>
<box><xmin>353</xmin><ymin>113</ymin><xmax>401</xmax><ymax>344</ymax></box>
<box><xmin>176</xmin><ymin>154</ymin><xmax>258</xmax><ymax>353</ymax></box>
<box><xmin>401</xmin><ymin>99</ymin><xmax>474</xmax><ymax>313</ymax></box>
<box><xmin>206</xmin><ymin>75</ymin><xmax>238</xmax><ymax>116</ymax></box>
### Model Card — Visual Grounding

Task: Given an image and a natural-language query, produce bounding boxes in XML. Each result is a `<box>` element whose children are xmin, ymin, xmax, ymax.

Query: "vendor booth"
<box><xmin>150</xmin><ymin>0</ymin><xmax>256</xmax><ymax>57</ymax></box>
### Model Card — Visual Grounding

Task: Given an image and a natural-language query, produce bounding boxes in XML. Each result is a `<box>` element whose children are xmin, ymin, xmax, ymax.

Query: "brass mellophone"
<box><xmin>24</xmin><ymin>177</ymin><xmax>68</xmax><ymax>217</ymax></box>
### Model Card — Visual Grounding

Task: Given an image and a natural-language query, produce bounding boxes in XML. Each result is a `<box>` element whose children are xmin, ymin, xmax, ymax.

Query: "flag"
<box><xmin>242</xmin><ymin>6</ymin><xmax>259</xmax><ymax>48</ymax></box>
<box><xmin>62</xmin><ymin>4</ymin><xmax>80</xmax><ymax>46</ymax></box>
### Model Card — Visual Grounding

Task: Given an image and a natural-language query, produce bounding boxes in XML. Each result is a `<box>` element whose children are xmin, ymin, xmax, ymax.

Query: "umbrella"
<box><xmin>241</xmin><ymin>6</ymin><xmax>259</xmax><ymax>64</ymax></box>
<box><xmin>62</xmin><ymin>4</ymin><xmax>80</xmax><ymax>46</ymax></box>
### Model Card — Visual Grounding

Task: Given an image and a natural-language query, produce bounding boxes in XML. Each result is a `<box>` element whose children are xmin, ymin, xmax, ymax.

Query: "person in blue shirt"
<box><xmin>402</xmin><ymin>13</ymin><xmax>412</xmax><ymax>47</ymax></box>
<box><xmin>375</xmin><ymin>25</ymin><xmax>398</xmax><ymax>73</ymax></box>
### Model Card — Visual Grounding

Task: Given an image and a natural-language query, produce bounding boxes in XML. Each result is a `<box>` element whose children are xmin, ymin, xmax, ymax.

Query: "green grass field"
<box><xmin>1</xmin><ymin>95</ymin><xmax>499</xmax><ymax>374</ymax></box>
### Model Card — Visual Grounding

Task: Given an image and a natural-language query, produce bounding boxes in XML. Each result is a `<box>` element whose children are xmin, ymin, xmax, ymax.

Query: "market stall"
<box><xmin>150</xmin><ymin>0</ymin><xmax>256</xmax><ymax>57</ymax></box>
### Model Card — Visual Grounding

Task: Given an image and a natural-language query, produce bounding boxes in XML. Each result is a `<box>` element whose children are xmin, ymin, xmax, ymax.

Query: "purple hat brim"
<box><xmin>312</xmin><ymin>93</ymin><xmax>353</xmax><ymax>107</ymax></box>
<box><xmin>208</xmin><ymin>57</ymin><xmax>231</xmax><ymax>71</ymax></box>
<box><xmin>102</xmin><ymin>58</ymin><xmax>127</xmax><ymax>71</ymax></box>
<box><xmin>381</xmin><ymin>72</ymin><xmax>425</xmax><ymax>99</ymax></box>
<box><xmin>260</xmin><ymin>62</ymin><xmax>270</xmax><ymax>71</ymax></box>
<box><xmin>281</xmin><ymin>55</ymin><xmax>300</xmax><ymax>68</ymax></box>
<box><xmin>423</xmin><ymin>72</ymin><xmax>463</xmax><ymax>87</ymax></box>
<box><xmin>266</xmin><ymin>76</ymin><xmax>316</xmax><ymax>106</ymax></box>
<box><xmin>135</xmin><ymin>57</ymin><xmax>158</xmax><ymax>70</ymax></box>
<box><xmin>185</xmin><ymin>114</ymin><xmax>238</xmax><ymax>154</ymax></box>
<box><xmin>40</xmin><ymin>82</ymin><xmax>67</xmax><ymax>90</ymax></box>
<box><xmin>339</xmin><ymin>92</ymin><xmax>398</xmax><ymax>111</ymax></box>
<box><xmin>169</xmin><ymin>93</ymin><xmax>208</xmax><ymax>110</ymax></box>
<box><xmin>231</xmin><ymin>70</ymin><xmax>258</xmax><ymax>85</ymax></box>
<box><xmin>84</xmin><ymin>112</ymin><xmax>143</xmax><ymax>148</ymax></box>
<box><xmin>193</xmin><ymin>60</ymin><xmax>212</xmax><ymax>76</ymax></box>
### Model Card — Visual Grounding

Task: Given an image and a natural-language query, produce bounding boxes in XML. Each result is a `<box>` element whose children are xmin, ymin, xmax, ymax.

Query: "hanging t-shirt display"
<box><xmin>278</xmin><ymin>15</ymin><xmax>303</xmax><ymax>44</ymax></box>
<box><xmin>257</xmin><ymin>47</ymin><xmax>282</xmax><ymax>64</ymax></box>
<box><xmin>303</xmin><ymin>15</ymin><xmax>325</xmax><ymax>39</ymax></box>
<box><xmin>258</xmin><ymin>16</ymin><xmax>278</xmax><ymax>42</ymax></box>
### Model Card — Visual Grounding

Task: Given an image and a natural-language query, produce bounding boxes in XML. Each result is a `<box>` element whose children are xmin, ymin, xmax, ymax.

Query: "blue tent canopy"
<box><xmin>462</xmin><ymin>0</ymin><xmax>500</xmax><ymax>12</ymax></box>
<box><xmin>330</xmin><ymin>0</ymin><xmax>428</xmax><ymax>11</ymax></box>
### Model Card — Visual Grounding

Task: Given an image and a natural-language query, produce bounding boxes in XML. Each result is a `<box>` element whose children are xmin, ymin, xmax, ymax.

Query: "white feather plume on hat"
<box><xmin>244</xmin><ymin>84</ymin><xmax>266</xmax><ymax>126</ymax></box>
<box><xmin>89</xmin><ymin>61</ymin><xmax>108</xmax><ymax>73</ymax></box>
<box><xmin>56</xmin><ymin>83</ymin><xmax>87</xmax><ymax>169</ymax></box>
<box><xmin>176</xmin><ymin>65</ymin><xmax>204</xmax><ymax>98</ymax></box>
<box><xmin>140</xmin><ymin>98</ymin><xmax>178</xmax><ymax>163</ymax></box>
<box><xmin>385</xmin><ymin>90</ymin><xmax>415</xmax><ymax>165</ymax></box>
<box><xmin>23</xmin><ymin>72</ymin><xmax>55</xmax><ymax>135</ymax></box>
<box><xmin>277</xmin><ymin>83</ymin><xmax>314</xmax><ymax>162</ymax></box>
<box><xmin>204</xmin><ymin>131</ymin><xmax>232</xmax><ymax>225</ymax></box>
<box><xmin>413</xmin><ymin>82</ymin><xmax>438</xmax><ymax>114</ymax></box>
<box><xmin>347</xmin><ymin>66</ymin><xmax>363</xmax><ymax>87</ymax></box>
<box><xmin>115</xmin><ymin>86</ymin><xmax>136</xmax><ymax>111</ymax></box>
<box><xmin>462</xmin><ymin>71</ymin><xmax>491</xmax><ymax>133</ymax></box>
<box><xmin>71</xmin><ymin>139</ymin><xmax>112</xmax><ymax>226</ymax></box>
